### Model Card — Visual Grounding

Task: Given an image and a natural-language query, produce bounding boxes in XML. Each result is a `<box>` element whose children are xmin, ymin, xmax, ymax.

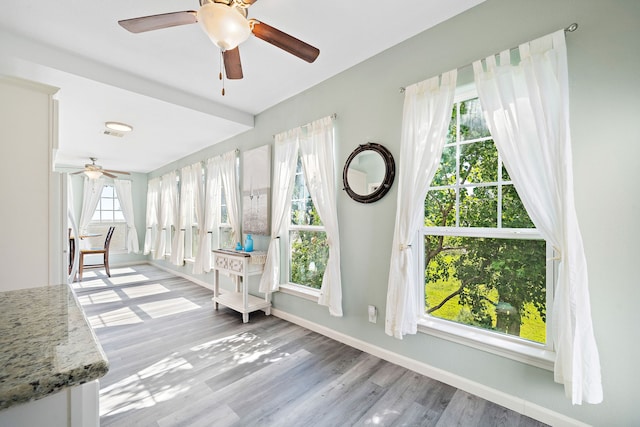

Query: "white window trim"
<box><xmin>285</xmin><ymin>223</ymin><xmax>326</xmax><ymax>290</ymax></box>
<box><xmin>278</xmin><ymin>282</ymin><xmax>321</xmax><ymax>302</ymax></box>
<box><xmin>417</xmin><ymin>316</ymin><xmax>555</xmax><ymax>371</ymax></box>
<box><xmin>418</xmin><ymin>89</ymin><xmax>556</xmax><ymax>369</ymax></box>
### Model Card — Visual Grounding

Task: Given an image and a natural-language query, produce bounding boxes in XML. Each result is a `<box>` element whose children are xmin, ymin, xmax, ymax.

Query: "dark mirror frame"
<box><xmin>343</xmin><ymin>142</ymin><xmax>395</xmax><ymax>204</ymax></box>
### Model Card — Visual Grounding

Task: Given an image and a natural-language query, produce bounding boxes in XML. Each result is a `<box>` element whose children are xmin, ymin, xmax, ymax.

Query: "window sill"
<box><xmin>417</xmin><ymin>316</ymin><xmax>555</xmax><ymax>371</ymax></box>
<box><xmin>278</xmin><ymin>283</ymin><xmax>320</xmax><ymax>302</ymax></box>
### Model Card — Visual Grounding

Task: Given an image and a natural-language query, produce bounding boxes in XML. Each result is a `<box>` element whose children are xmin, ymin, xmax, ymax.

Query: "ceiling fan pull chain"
<box><xmin>219</xmin><ymin>50</ymin><xmax>226</xmax><ymax>96</ymax></box>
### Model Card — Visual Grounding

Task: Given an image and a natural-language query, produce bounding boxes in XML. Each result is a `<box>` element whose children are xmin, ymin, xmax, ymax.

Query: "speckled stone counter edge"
<box><xmin>0</xmin><ymin>284</ymin><xmax>109</xmax><ymax>411</ymax></box>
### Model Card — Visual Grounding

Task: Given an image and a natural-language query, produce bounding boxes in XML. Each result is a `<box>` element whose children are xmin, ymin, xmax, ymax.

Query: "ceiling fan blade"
<box><xmin>223</xmin><ymin>48</ymin><xmax>243</xmax><ymax>80</ymax></box>
<box><xmin>71</xmin><ymin>171</ymin><xmax>84</xmax><ymax>175</ymax></box>
<box><xmin>102</xmin><ymin>171</ymin><xmax>117</xmax><ymax>179</ymax></box>
<box><xmin>119</xmin><ymin>11</ymin><xmax>197</xmax><ymax>34</ymax></box>
<box><xmin>250</xmin><ymin>20</ymin><xmax>319</xmax><ymax>63</ymax></box>
<box><xmin>103</xmin><ymin>169</ymin><xmax>131</xmax><ymax>175</ymax></box>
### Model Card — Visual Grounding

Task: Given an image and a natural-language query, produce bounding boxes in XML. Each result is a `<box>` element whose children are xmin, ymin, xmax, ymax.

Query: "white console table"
<box><xmin>212</xmin><ymin>249</ymin><xmax>270</xmax><ymax>323</ymax></box>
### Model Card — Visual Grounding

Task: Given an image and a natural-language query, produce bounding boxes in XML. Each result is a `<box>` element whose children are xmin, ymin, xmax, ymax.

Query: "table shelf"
<box><xmin>213</xmin><ymin>291</ymin><xmax>271</xmax><ymax>317</ymax></box>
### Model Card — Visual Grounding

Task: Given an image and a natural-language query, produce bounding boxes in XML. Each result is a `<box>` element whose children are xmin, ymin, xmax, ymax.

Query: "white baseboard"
<box><xmin>270</xmin><ymin>308</ymin><xmax>589</xmax><ymax>427</ymax></box>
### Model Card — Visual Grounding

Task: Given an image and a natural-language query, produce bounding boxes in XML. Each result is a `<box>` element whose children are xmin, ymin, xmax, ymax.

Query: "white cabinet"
<box><xmin>0</xmin><ymin>381</ymin><xmax>99</xmax><ymax>427</ymax></box>
<box><xmin>0</xmin><ymin>76</ymin><xmax>63</xmax><ymax>290</ymax></box>
<box><xmin>212</xmin><ymin>249</ymin><xmax>270</xmax><ymax>323</ymax></box>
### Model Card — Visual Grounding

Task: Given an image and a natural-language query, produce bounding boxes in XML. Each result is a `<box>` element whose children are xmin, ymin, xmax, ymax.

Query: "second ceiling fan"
<box><xmin>119</xmin><ymin>0</ymin><xmax>320</xmax><ymax>82</ymax></box>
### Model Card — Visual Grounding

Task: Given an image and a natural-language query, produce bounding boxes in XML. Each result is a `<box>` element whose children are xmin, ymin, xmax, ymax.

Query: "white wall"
<box><xmin>0</xmin><ymin>77</ymin><xmax>62</xmax><ymax>290</ymax></box>
<box><xmin>149</xmin><ymin>0</ymin><xmax>640</xmax><ymax>424</ymax></box>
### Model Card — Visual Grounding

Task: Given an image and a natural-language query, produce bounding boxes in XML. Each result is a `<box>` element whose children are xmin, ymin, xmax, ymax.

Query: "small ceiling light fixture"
<box><xmin>105</xmin><ymin>121</ymin><xmax>133</xmax><ymax>132</ymax></box>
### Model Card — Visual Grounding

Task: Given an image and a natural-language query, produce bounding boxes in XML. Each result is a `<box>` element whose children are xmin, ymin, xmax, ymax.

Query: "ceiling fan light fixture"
<box><xmin>105</xmin><ymin>121</ymin><xmax>133</xmax><ymax>132</ymax></box>
<box><xmin>198</xmin><ymin>3</ymin><xmax>251</xmax><ymax>51</ymax></box>
<box><xmin>84</xmin><ymin>170</ymin><xmax>103</xmax><ymax>180</ymax></box>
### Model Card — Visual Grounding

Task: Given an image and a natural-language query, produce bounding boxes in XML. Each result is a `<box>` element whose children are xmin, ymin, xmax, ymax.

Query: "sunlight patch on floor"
<box><xmin>234</xmin><ymin>348</ymin><xmax>273</xmax><ymax>364</ymax></box>
<box><xmin>137</xmin><ymin>355</ymin><xmax>194</xmax><ymax>379</ymax></box>
<box><xmin>81</xmin><ymin>271</ymin><xmax>99</xmax><ymax>278</ymax></box>
<box><xmin>77</xmin><ymin>289</ymin><xmax>122</xmax><ymax>305</ymax></box>
<box><xmin>189</xmin><ymin>332</ymin><xmax>258</xmax><ymax>353</ymax></box>
<box><xmin>109</xmin><ymin>267</ymin><xmax>137</xmax><ymax>275</ymax></box>
<box><xmin>137</xmin><ymin>297</ymin><xmax>201</xmax><ymax>319</ymax></box>
<box><xmin>363</xmin><ymin>409</ymin><xmax>401</xmax><ymax>425</ymax></box>
<box><xmin>100</xmin><ymin>356</ymin><xmax>193</xmax><ymax>417</ymax></box>
<box><xmin>109</xmin><ymin>274</ymin><xmax>150</xmax><ymax>285</ymax></box>
<box><xmin>121</xmin><ymin>283</ymin><xmax>170</xmax><ymax>299</ymax></box>
<box><xmin>72</xmin><ymin>278</ymin><xmax>108</xmax><ymax>289</ymax></box>
<box><xmin>89</xmin><ymin>307</ymin><xmax>143</xmax><ymax>328</ymax></box>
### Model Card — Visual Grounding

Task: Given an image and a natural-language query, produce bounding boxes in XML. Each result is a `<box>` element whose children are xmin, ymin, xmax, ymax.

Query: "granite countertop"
<box><xmin>0</xmin><ymin>284</ymin><xmax>109</xmax><ymax>411</ymax></box>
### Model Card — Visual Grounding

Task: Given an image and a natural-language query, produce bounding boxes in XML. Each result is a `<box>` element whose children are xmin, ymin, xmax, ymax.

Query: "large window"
<box><xmin>288</xmin><ymin>155</ymin><xmax>329</xmax><ymax>289</ymax></box>
<box><xmin>422</xmin><ymin>93</ymin><xmax>552</xmax><ymax>354</ymax></box>
<box><xmin>89</xmin><ymin>185</ymin><xmax>127</xmax><ymax>251</ymax></box>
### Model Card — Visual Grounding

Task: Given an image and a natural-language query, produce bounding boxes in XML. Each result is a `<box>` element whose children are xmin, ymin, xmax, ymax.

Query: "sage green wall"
<box><xmin>150</xmin><ymin>0</ymin><xmax>640</xmax><ymax>424</ymax></box>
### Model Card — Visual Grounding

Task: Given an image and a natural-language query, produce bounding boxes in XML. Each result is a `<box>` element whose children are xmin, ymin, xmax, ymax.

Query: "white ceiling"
<box><xmin>0</xmin><ymin>0</ymin><xmax>483</xmax><ymax>173</ymax></box>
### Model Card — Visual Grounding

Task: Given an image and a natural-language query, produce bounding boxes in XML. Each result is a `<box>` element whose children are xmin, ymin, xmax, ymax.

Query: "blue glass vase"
<box><xmin>244</xmin><ymin>234</ymin><xmax>254</xmax><ymax>252</ymax></box>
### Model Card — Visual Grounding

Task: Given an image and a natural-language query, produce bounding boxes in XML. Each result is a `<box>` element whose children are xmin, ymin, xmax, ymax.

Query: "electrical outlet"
<box><xmin>368</xmin><ymin>305</ymin><xmax>377</xmax><ymax>323</ymax></box>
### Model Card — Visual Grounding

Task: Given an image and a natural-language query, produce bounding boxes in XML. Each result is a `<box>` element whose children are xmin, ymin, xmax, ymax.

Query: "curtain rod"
<box><xmin>151</xmin><ymin>148</ymin><xmax>241</xmax><ymax>180</ymax></box>
<box><xmin>399</xmin><ymin>23</ymin><xmax>579</xmax><ymax>94</ymax></box>
<box><xmin>272</xmin><ymin>113</ymin><xmax>337</xmax><ymax>138</ymax></box>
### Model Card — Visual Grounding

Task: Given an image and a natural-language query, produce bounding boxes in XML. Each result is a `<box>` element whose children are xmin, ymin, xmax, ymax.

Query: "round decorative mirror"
<box><xmin>343</xmin><ymin>142</ymin><xmax>395</xmax><ymax>203</ymax></box>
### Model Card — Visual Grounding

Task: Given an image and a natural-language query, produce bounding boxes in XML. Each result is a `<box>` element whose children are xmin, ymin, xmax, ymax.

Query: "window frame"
<box><xmin>417</xmin><ymin>88</ymin><xmax>556</xmax><ymax>370</ymax></box>
<box><xmin>281</xmin><ymin>154</ymin><xmax>326</xmax><ymax>295</ymax></box>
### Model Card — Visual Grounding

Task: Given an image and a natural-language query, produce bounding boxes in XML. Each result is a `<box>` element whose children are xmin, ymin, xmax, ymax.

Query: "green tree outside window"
<box><xmin>424</xmin><ymin>97</ymin><xmax>547</xmax><ymax>344</ymax></box>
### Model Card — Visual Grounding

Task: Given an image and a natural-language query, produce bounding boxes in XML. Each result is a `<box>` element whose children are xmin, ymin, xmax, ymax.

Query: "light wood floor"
<box><xmin>73</xmin><ymin>264</ymin><xmax>549</xmax><ymax>427</ymax></box>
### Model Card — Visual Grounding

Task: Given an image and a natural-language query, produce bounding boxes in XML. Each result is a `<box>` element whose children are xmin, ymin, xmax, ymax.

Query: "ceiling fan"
<box><xmin>72</xmin><ymin>158</ymin><xmax>131</xmax><ymax>179</ymax></box>
<box><xmin>118</xmin><ymin>0</ymin><xmax>320</xmax><ymax>83</ymax></box>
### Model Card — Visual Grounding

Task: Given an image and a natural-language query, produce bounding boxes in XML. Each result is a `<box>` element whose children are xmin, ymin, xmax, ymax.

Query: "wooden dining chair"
<box><xmin>78</xmin><ymin>226</ymin><xmax>115</xmax><ymax>281</ymax></box>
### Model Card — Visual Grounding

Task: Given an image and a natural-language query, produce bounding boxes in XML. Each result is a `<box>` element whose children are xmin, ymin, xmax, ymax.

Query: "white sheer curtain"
<box><xmin>171</xmin><ymin>167</ymin><xmax>188</xmax><ymax>264</ymax></box>
<box><xmin>299</xmin><ymin>116</ymin><xmax>342</xmax><ymax>316</ymax></box>
<box><xmin>385</xmin><ymin>70</ymin><xmax>457</xmax><ymax>339</ymax></box>
<box><xmin>143</xmin><ymin>178</ymin><xmax>160</xmax><ymax>255</ymax></box>
<box><xmin>191</xmin><ymin>163</ymin><xmax>204</xmax><ymax>269</ymax></box>
<box><xmin>259</xmin><ymin>129</ymin><xmax>299</xmax><ymax>294</ymax></box>
<box><xmin>220</xmin><ymin>150</ymin><xmax>240</xmax><ymax>245</ymax></box>
<box><xmin>472</xmin><ymin>30</ymin><xmax>601</xmax><ymax>404</ymax></box>
<box><xmin>172</xmin><ymin>164</ymin><xmax>200</xmax><ymax>265</ymax></box>
<box><xmin>78</xmin><ymin>177</ymin><xmax>105</xmax><ymax>235</ymax></box>
<box><xmin>155</xmin><ymin>171</ymin><xmax>177</xmax><ymax>259</ymax></box>
<box><xmin>194</xmin><ymin>157</ymin><xmax>222</xmax><ymax>274</ymax></box>
<box><xmin>114</xmin><ymin>179</ymin><xmax>140</xmax><ymax>254</ymax></box>
<box><xmin>67</xmin><ymin>174</ymin><xmax>79</xmax><ymax>283</ymax></box>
